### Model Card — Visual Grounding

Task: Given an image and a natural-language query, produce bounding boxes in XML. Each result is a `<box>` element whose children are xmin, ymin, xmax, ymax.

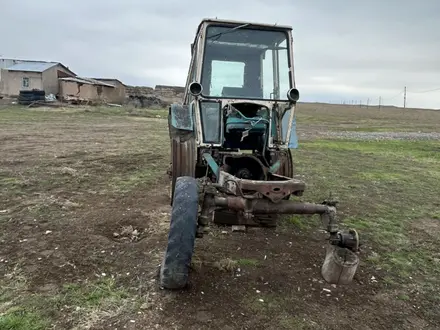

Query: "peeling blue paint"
<box><xmin>170</xmin><ymin>103</ymin><xmax>194</xmax><ymax>131</ymax></box>
<box><xmin>202</xmin><ymin>153</ymin><xmax>219</xmax><ymax>177</ymax></box>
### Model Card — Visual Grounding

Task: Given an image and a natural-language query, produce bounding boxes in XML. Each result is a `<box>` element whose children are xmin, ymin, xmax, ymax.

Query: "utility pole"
<box><xmin>404</xmin><ymin>86</ymin><xmax>407</xmax><ymax>108</ymax></box>
<box><xmin>379</xmin><ymin>96</ymin><xmax>381</xmax><ymax>109</ymax></box>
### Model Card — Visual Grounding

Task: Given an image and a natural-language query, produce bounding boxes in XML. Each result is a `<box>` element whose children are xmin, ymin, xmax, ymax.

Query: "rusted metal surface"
<box><xmin>212</xmin><ymin>209</ymin><xmax>262</xmax><ymax>226</ymax></box>
<box><xmin>169</xmin><ymin>136</ymin><xmax>196</xmax><ymax>205</ymax></box>
<box><xmin>214</xmin><ymin>196</ymin><xmax>329</xmax><ymax>214</ymax></box>
<box><xmin>212</xmin><ymin>195</ymin><xmax>360</xmax><ymax>251</ymax></box>
<box><xmin>329</xmin><ymin>229</ymin><xmax>360</xmax><ymax>251</ymax></box>
<box><xmin>272</xmin><ymin>149</ymin><xmax>294</xmax><ymax>178</ymax></box>
<box><xmin>218</xmin><ymin>171</ymin><xmax>305</xmax><ymax>203</ymax></box>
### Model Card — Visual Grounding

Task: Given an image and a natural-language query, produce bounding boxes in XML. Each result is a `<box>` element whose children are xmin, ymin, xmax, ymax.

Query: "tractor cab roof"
<box><xmin>193</xmin><ymin>18</ymin><xmax>293</xmax><ymax>44</ymax></box>
<box><xmin>192</xmin><ymin>18</ymin><xmax>294</xmax><ymax>54</ymax></box>
<box><xmin>198</xmin><ymin>18</ymin><xmax>293</xmax><ymax>30</ymax></box>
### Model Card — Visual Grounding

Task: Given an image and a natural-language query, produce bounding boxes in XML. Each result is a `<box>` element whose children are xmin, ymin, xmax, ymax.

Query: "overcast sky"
<box><xmin>2</xmin><ymin>0</ymin><xmax>440</xmax><ymax>109</ymax></box>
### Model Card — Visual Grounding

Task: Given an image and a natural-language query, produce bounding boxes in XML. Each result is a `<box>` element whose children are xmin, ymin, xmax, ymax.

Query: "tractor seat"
<box><xmin>225</xmin><ymin>116</ymin><xmax>267</xmax><ymax>134</ymax></box>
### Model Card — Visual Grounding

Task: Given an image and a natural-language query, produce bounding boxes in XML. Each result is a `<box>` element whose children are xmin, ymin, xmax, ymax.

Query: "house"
<box><xmin>59</xmin><ymin>77</ymin><xmax>124</xmax><ymax>104</ymax></box>
<box><xmin>0</xmin><ymin>59</ymin><xmax>76</xmax><ymax>97</ymax></box>
<box><xmin>0</xmin><ymin>58</ymin><xmax>34</xmax><ymax>80</ymax></box>
<box><xmin>0</xmin><ymin>59</ymin><xmax>21</xmax><ymax>80</ymax></box>
<box><xmin>91</xmin><ymin>78</ymin><xmax>126</xmax><ymax>104</ymax></box>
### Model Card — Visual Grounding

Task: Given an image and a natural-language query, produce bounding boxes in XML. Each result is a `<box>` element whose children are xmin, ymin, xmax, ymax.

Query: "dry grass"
<box><xmin>296</xmin><ymin>102</ymin><xmax>440</xmax><ymax>132</ymax></box>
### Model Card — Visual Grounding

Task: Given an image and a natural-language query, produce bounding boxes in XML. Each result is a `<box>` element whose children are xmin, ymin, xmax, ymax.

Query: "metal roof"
<box><xmin>89</xmin><ymin>78</ymin><xmax>125</xmax><ymax>86</ymax></box>
<box><xmin>6</xmin><ymin>61</ymin><xmax>59</xmax><ymax>72</ymax></box>
<box><xmin>59</xmin><ymin>77</ymin><xmax>115</xmax><ymax>88</ymax></box>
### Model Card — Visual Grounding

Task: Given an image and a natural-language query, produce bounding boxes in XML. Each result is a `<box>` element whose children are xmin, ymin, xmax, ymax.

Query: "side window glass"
<box><xmin>262</xmin><ymin>50</ymin><xmax>274</xmax><ymax>99</ymax></box>
<box><xmin>200</xmin><ymin>101</ymin><xmax>221</xmax><ymax>143</ymax></box>
<box><xmin>277</xmin><ymin>40</ymin><xmax>290</xmax><ymax>100</ymax></box>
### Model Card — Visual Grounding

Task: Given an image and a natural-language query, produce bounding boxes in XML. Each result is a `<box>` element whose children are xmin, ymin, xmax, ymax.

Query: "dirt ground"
<box><xmin>1</xmin><ymin>104</ymin><xmax>439</xmax><ymax>330</ymax></box>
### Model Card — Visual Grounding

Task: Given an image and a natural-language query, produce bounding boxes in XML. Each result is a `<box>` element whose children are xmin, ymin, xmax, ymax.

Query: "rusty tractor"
<box><xmin>160</xmin><ymin>18</ymin><xmax>360</xmax><ymax>289</ymax></box>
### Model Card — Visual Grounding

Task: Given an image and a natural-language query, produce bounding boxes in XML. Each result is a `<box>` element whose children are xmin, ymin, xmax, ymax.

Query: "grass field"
<box><xmin>0</xmin><ymin>103</ymin><xmax>439</xmax><ymax>330</ymax></box>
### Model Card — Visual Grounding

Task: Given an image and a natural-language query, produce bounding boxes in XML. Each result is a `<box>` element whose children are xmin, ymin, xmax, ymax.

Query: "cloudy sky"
<box><xmin>2</xmin><ymin>0</ymin><xmax>440</xmax><ymax>109</ymax></box>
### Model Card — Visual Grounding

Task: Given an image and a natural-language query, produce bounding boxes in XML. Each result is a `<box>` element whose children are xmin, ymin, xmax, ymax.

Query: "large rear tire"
<box><xmin>168</xmin><ymin>107</ymin><xmax>197</xmax><ymax>205</ymax></box>
<box><xmin>160</xmin><ymin>176</ymin><xmax>199</xmax><ymax>289</ymax></box>
<box><xmin>275</xmin><ymin>149</ymin><xmax>294</xmax><ymax>178</ymax></box>
<box><xmin>169</xmin><ymin>137</ymin><xmax>196</xmax><ymax>205</ymax></box>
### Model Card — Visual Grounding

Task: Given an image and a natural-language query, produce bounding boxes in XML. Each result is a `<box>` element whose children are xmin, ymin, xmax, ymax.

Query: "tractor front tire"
<box><xmin>160</xmin><ymin>176</ymin><xmax>198</xmax><ymax>290</ymax></box>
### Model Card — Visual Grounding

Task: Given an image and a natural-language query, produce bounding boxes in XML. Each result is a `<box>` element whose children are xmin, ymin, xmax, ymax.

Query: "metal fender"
<box><xmin>169</xmin><ymin>103</ymin><xmax>194</xmax><ymax>131</ymax></box>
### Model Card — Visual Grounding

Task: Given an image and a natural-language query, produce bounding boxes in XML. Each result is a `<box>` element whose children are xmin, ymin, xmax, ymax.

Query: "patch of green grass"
<box><xmin>283</xmin><ymin>215</ymin><xmax>313</xmax><ymax>230</ymax></box>
<box><xmin>431</xmin><ymin>211</ymin><xmax>440</xmax><ymax>220</ymax></box>
<box><xmin>295</xmin><ymin>102</ymin><xmax>440</xmax><ymax>130</ymax></box>
<box><xmin>334</xmin><ymin>126</ymin><xmax>404</xmax><ymax>132</ymax></box>
<box><xmin>0</xmin><ymin>174</ymin><xmax>32</xmax><ymax>193</ymax></box>
<box><xmin>381</xmin><ymin>249</ymin><xmax>440</xmax><ymax>279</ymax></box>
<box><xmin>0</xmin><ymin>176</ymin><xmax>23</xmax><ymax>186</ymax></box>
<box><xmin>1</xmin><ymin>268</ymin><xmax>133</xmax><ymax>330</ymax></box>
<box><xmin>383</xmin><ymin>276</ymin><xmax>398</xmax><ymax>286</ymax></box>
<box><xmin>0</xmin><ymin>105</ymin><xmax>167</xmax><ymax>119</ymax></box>
<box><xmin>0</xmin><ymin>307</ymin><xmax>50</xmax><ymax>330</ymax></box>
<box><xmin>355</xmin><ymin>170</ymin><xmax>407</xmax><ymax>183</ymax></box>
<box><xmin>244</xmin><ymin>295</ymin><xmax>321</xmax><ymax>329</ymax></box>
<box><xmin>342</xmin><ymin>217</ymin><xmax>373</xmax><ymax>231</ymax></box>
<box><xmin>54</xmin><ymin>278</ymin><xmax>129</xmax><ymax>308</ymax></box>
<box><xmin>278</xmin><ymin>315</ymin><xmax>318</xmax><ymax>330</ymax></box>
<box><xmin>109</xmin><ymin>166</ymin><xmax>164</xmax><ymax>193</ymax></box>
<box><xmin>213</xmin><ymin>258</ymin><xmax>237</xmax><ymax>272</ymax></box>
<box><xmin>236</xmin><ymin>258</ymin><xmax>260</xmax><ymax>267</ymax></box>
<box><xmin>0</xmin><ymin>265</ymin><xmax>49</xmax><ymax>330</ymax></box>
<box><xmin>397</xmin><ymin>293</ymin><xmax>410</xmax><ymax>301</ymax></box>
<box><xmin>80</xmin><ymin>106</ymin><xmax>168</xmax><ymax>119</ymax></box>
<box><xmin>302</xmin><ymin>139</ymin><xmax>440</xmax><ymax>162</ymax></box>
<box><xmin>291</xmin><ymin>139</ymin><xmax>440</xmax><ymax>290</ymax></box>
<box><xmin>213</xmin><ymin>257</ymin><xmax>260</xmax><ymax>271</ymax></box>
<box><xmin>331</xmin><ymin>125</ymin><xmax>439</xmax><ymax>133</ymax></box>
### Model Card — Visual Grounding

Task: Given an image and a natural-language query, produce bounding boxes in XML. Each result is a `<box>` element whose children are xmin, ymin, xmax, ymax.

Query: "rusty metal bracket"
<box><xmin>218</xmin><ymin>171</ymin><xmax>305</xmax><ymax>203</ymax></box>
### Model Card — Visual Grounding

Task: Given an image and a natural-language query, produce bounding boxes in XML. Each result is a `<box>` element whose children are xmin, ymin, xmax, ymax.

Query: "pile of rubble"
<box><xmin>125</xmin><ymin>85</ymin><xmax>184</xmax><ymax>108</ymax></box>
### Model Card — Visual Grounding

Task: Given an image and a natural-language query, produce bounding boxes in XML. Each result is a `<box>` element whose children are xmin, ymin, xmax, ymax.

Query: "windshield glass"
<box><xmin>201</xmin><ymin>25</ymin><xmax>292</xmax><ymax>101</ymax></box>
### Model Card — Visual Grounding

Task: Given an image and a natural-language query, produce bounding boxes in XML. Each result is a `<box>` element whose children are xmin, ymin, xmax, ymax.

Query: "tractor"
<box><xmin>160</xmin><ymin>18</ymin><xmax>360</xmax><ymax>289</ymax></box>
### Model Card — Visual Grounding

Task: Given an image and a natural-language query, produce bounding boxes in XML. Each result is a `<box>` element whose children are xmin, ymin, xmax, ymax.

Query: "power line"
<box><xmin>337</xmin><ymin>85</ymin><xmax>440</xmax><ymax>108</ymax></box>
<box><xmin>408</xmin><ymin>87</ymin><xmax>440</xmax><ymax>94</ymax></box>
<box><xmin>382</xmin><ymin>89</ymin><xmax>404</xmax><ymax>101</ymax></box>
